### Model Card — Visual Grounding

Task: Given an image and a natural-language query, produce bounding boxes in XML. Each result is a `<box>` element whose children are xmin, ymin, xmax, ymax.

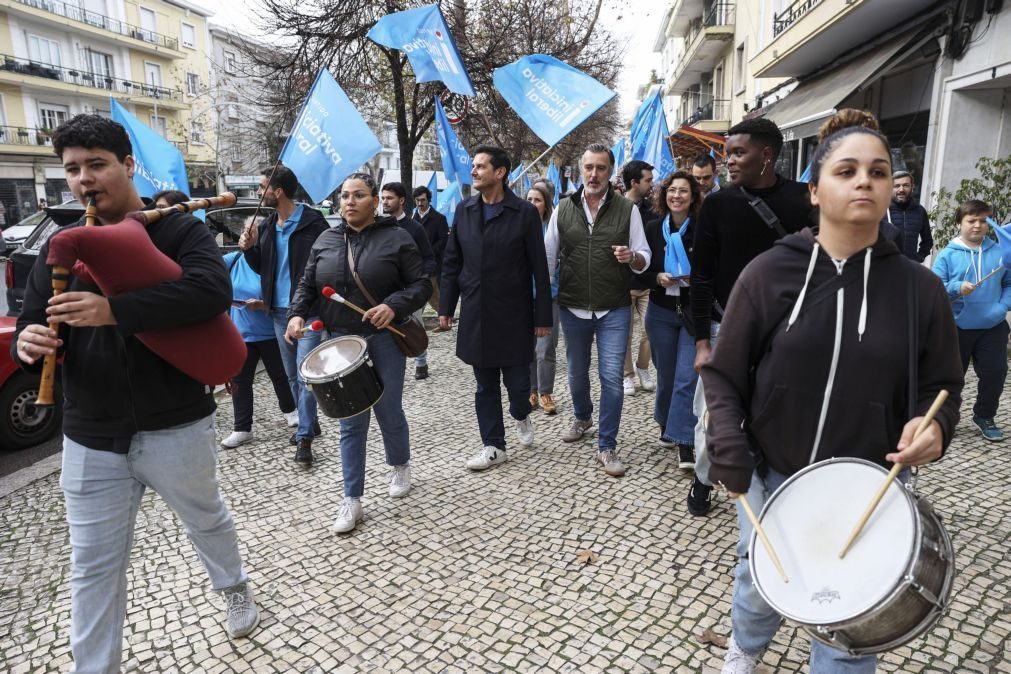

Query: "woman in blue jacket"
<box><xmin>932</xmin><ymin>199</ymin><xmax>1011</xmax><ymax>441</ymax></box>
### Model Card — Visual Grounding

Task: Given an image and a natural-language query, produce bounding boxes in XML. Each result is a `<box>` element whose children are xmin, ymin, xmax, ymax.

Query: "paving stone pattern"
<box><xmin>1</xmin><ymin>326</ymin><xmax>1009</xmax><ymax>673</ymax></box>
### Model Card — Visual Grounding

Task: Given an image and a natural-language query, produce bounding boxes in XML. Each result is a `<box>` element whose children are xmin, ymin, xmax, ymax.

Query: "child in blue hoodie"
<box><xmin>933</xmin><ymin>199</ymin><xmax>1011</xmax><ymax>441</ymax></box>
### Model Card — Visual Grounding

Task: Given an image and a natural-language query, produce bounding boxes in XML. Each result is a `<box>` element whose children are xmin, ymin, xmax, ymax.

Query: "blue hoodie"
<box><xmin>932</xmin><ymin>236</ymin><xmax>1011</xmax><ymax>329</ymax></box>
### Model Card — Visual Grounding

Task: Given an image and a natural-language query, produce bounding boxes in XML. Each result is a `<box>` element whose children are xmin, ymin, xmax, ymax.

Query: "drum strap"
<box><xmin>347</xmin><ymin>238</ymin><xmax>381</xmax><ymax>309</ymax></box>
<box><xmin>906</xmin><ymin>258</ymin><xmax>918</xmax><ymax>421</ymax></box>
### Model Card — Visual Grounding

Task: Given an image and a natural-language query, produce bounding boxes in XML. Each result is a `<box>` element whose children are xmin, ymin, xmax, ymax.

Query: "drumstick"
<box><xmin>737</xmin><ymin>494</ymin><xmax>789</xmax><ymax>584</ymax></box>
<box><xmin>838</xmin><ymin>389</ymin><xmax>949</xmax><ymax>559</ymax></box>
<box><xmin>975</xmin><ymin>266</ymin><xmax>1003</xmax><ymax>286</ymax></box>
<box><xmin>297</xmin><ymin>319</ymin><xmax>324</xmax><ymax>337</ymax></box>
<box><xmin>320</xmin><ymin>286</ymin><xmax>406</xmax><ymax>338</ymax></box>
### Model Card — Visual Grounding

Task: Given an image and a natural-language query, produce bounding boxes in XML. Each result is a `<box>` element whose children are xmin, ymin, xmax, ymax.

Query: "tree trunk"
<box><xmin>387</xmin><ymin>52</ymin><xmax>414</xmax><ymax>192</ymax></box>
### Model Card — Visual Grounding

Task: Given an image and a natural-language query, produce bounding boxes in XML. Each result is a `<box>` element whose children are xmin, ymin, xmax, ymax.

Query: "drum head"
<box><xmin>751</xmin><ymin>458</ymin><xmax>917</xmax><ymax>625</ymax></box>
<box><xmin>300</xmin><ymin>336</ymin><xmax>368</xmax><ymax>383</ymax></box>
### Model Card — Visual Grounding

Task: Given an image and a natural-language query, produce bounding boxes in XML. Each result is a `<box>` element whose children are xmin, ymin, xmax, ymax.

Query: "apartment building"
<box><xmin>0</xmin><ymin>0</ymin><xmax>212</xmax><ymax>221</ymax></box>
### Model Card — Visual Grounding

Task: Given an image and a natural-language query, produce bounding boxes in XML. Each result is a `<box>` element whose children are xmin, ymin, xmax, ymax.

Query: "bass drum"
<box><xmin>300</xmin><ymin>336</ymin><xmax>383</xmax><ymax>419</ymax></box>
<box><xmin>750</xmin><ymin>457</ymin><xmax>954</xmax><ymax>655</ymax></box>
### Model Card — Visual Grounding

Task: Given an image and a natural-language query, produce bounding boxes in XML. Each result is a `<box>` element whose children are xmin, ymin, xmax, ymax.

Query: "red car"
<box><xmin>0</xmin><ymin>315</ymin><xmax>61</xmax><ymax>450</ymax></box>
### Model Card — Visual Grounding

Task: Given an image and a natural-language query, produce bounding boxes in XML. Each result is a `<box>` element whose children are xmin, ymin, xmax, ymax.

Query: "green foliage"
<box><xmin>929</xmin><ymin>155</ymin><xmax>1011</xmax><ymax>249</ymax></box>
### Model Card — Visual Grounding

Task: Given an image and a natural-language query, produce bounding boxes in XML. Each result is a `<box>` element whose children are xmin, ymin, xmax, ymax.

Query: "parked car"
<box><xmin>0</xmin><ymin>315</ymin><xmax>61</xmax><ymax>450</ymax></box>
<box><xmin>1</xmin><ymin>209</ymin><xmax>49</xmax><ymax>253</ymax></box>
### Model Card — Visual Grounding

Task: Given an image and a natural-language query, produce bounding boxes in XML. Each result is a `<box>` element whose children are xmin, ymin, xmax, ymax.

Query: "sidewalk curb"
<box><xmin>0</xmin><ymin>451</ymin><xmax>61</xmax><ymax>499</ymax></box>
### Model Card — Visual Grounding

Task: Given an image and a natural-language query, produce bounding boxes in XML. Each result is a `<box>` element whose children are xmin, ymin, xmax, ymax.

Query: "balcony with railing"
<box><xmin>2</xmin><ymin>0</ymin><xmax>182</xmax><ymax>54</ymax></box>
<box><xmin>773</xmin><ymin>0</ymin><xmax>827</xmax><ymax>37</ymax></box>
<box><xmin>0</xmin><ymin>53</ymin><xmax>184</xmax><ymax>106</ymax></box>
<box><xmin>0</xmin><ymin>124</ymin><xmax>57</xmax><ymax>149</ymax></box>
<box><xmin>682</xmin><ymin>99</ymin><xmax>730</xmax><ymax>127</ymax></box>
<box><xmin>669</xmin><ymin>2</ymin><xmax>736</xmax><ymax>91</ymax></box>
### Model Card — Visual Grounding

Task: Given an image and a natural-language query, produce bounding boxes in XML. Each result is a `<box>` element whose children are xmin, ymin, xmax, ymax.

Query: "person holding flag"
<box><xmin>439</xmin><ymin>145</ymin><xmax>553</xmax><ymax>471</ymax></box>
<box><xmin>543</xmin><ymin>143</ymin><xmax>651</xmax><ymax>478</ymax></box>
<box><xmin>526</xmin><ymin>182</ymin><xmax>561</xmax><ymax>416</ymax></box>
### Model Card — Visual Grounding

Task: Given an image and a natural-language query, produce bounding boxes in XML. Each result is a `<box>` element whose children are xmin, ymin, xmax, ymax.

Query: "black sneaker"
<box><xmin>289</xmin><ymin>420</ymin><xmax>322</xmax><ymax>446</ymax></box>
<box><xmin>972</xmin><ymin>416</ymin><xmax>1004</xmax><ymax>442</ymax></box>
<box><xmin>687</xmin><ymin>475</ymin><xmax>713</xmax><ymax>516</ymax></box>
<box><xmin>294</xmin><ymin>438</ymin><xmax>313</xmax><ymax>465</ymax></box>
<box><xmin>677</xmin><ymin>444</ymin><xmax>696</xmax><ymax>470</ymax></box>
<box><xmin>415</xmin><ymin>365</ymin><xmax>429</xmax><ymax>380</ymax></box>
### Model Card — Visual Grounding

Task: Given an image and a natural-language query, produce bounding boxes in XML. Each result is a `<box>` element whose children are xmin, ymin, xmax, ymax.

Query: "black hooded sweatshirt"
<box><xmin>701</xmin><ymin>228</ymin><xmax>963</xmax><ymax>494</ymax></box>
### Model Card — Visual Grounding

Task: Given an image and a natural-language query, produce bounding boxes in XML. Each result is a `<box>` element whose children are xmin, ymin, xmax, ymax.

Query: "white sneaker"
<box><xmin>516</xmin><ymin>417</ymin><xmax>534</xmax><ymax>446</ymax></box>
<box><xmin>333</xmin><ymin>497</ymin><xmax>363</xmax><ymax>533</ymax></box>
<box><xmin>466</xmin><ymin>446</ymin><xmax>507</xmax><ymax>471</ymax></box>
<box><xmin>389</xmin><ymin>464</ymin><xmax>411</xmax><ymax>498</ymax></box>
<box><xmin>221</xmin><ymin>430</ymin><xmax>254</xmax><ymax>448</ymax></box>
<box><xmin>721</xmin><ymin>636</ymin><xmax>759</xmax><ymax>674</ymax></box>
<box><xmin>636</xmin><ymin>367</ymin><xmax>656</xmax><ymax>392</ymax></box>
<box><xmin>623</xmin><ymin>376</ymin><xmax>636</xmax><ymax>396</ymax></box>
<box><xmin>283</xmin><ymin>410</ymin><xmax>299</xmax><ymax>428</ymax></box>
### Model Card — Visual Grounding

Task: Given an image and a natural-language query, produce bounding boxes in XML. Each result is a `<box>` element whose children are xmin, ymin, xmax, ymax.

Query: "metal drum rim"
<box><xmin>749</xmin><ymin>457</ymin><xmax>922</xmax><ymax>628</ymax></box>
<box><xmin>299</xmin><ymin>335</ymin><xmax>370</xmax><ymax>384</ymax></box>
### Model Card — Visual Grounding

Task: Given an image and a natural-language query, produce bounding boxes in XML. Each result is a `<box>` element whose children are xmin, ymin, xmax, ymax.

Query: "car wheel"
<box><xmin>0</xmin><ymin>371</ymin><xmax>62</xmax><ymax>451</ymax></box>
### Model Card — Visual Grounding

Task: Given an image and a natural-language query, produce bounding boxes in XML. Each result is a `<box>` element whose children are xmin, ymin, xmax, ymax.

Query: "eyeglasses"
<box><xmin>666</xmin><ymin>187</ymin><xmax>691</xmax><ymax>196</ymax></box>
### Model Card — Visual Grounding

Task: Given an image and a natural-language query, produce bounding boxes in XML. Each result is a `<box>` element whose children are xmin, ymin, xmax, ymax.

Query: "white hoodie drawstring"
<box><xmin>857</xmin><ymin>248</ymin><xmax>872</xmax><ymax>341</ymax></box>
<box><xmin>787</xmin><ymin>243</ymin><xmax>820</xmax><ymax>331</ymax></box>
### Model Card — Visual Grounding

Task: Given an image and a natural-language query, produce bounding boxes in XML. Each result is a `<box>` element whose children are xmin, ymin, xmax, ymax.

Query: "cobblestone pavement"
<box><xmin>1</xmin><ymin>325</ymin><xmax>1009</xmax><ymax>673</ymax></box>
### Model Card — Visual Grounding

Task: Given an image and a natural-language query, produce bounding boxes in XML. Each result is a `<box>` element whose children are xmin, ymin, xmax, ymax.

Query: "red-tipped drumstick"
<box><xmin>321</xmin><ymin>286</ymin><xmax>406</xmax><ymax>338</ymax></box>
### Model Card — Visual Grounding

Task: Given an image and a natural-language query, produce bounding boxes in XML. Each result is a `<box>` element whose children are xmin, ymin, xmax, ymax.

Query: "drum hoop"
<box><xmin>300</xmin><ymin>335</ymin><xmax>370</xmax><ymax>384</ymax></box>
<box><xmin>749</xmin><ymin>457</ymin><xmax>922</xmax><ymax>627</ymax></box>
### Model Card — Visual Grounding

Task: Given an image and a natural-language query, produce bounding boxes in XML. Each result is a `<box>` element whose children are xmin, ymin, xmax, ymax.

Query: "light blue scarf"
<box><xmin>662</xmin><ymin>214</ymin><xmax>691</xmax><ymax>277</ymax></box>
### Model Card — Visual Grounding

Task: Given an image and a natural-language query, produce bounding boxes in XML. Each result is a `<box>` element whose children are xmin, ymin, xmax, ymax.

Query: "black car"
<box><xmin>4</xmin><ymin>198</ymin><xmax>279</xmax><ymax>316</ymax></box>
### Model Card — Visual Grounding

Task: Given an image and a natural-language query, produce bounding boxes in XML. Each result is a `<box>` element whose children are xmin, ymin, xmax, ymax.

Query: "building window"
<box><xmin>186</xmin><ymin>72</ymin><xmax>200</xmax><ymax>95</ymax></box>
<box><xmin>734</xmin><ymin>41</ymin><xmax>746</xmax><ymax>93</ymax></box>
<box><xmin>38</xmin><ymin>103</ymin><xmax>69</xmax><ymax>131</ymax></box>
<box><xmin>181</xmin><ymin>22</ymin><xmax>196</xmax><ymax>49</ymax></box>
<box><xmin>191</xmin><ymin>121</ymin><xmax>205</xmax><ymax>143</ymax></box>
<box><xmin>150</xmin><ymin>114</ymin><xmax>167</xmax><ymax>137</ymax></box>
<box><xmin>144</xmin><ymin>61</ymin><xmax>162</xmax><ymax>95</ymax></box>
<box><xmin>224</xmin><ymin>50</ymin><xmax>237</xmax><ymax>74</ymax></box>
<box><xmin>28</xmin><ymin>35</ymin><xmax>62</xmax><ymax>67</ymax></box>
<box><xmin>138</xmin><ymin>6</ymin><xmax>156</xmax><ymax>40</ymax></box>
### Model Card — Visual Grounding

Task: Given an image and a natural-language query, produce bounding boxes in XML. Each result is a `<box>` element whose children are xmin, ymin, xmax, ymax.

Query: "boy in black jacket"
<box><xmin>12</xmin><ymin>115</ymin><xmax>258</xmax><ymax>672</ymax></box>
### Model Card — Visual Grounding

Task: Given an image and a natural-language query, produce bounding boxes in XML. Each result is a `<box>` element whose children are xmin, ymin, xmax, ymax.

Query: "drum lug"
<box><xmin>815</xmin><ymin>626</ymin><xmax>855</xmax><ymax>656</ymax></box>
<box><xmin>907</xmin><ymin>576</ymin><xmax>943</xmax><ymax>609</ymax></box>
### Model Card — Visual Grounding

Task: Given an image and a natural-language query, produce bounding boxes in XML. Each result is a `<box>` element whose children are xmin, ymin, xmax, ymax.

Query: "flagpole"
<box><xmin>510</xmin><ymin>144</ymin><xmax>557</xmax><ymax>188</ymax></box>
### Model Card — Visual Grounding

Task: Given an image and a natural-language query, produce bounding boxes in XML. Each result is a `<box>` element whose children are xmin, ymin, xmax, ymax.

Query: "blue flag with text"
<box><xmin>368</xmin><ymin>5</ymin><xmax>475</xmax><ymax>97</ymax></box>
<box><xmin>493</xmin><ymin>54</ymin><xmax>615</xmax><ymax>147</ymax></box>
<box><xmin>630</xmin><ymin>89</ymin><xmax>675</xmax><ymax>179</ymax></box>
<box><xmin>111</xmin><ymin>98</ymin><xmax>189</xmax><ymax>198</ymax></box>
<box><xmin>435</xmin><ymin>96</ymin><xmax>472</xmax><ymax>186</ymax></box>
<box><xmin>279</xmin><ymin>68</ymin><xmax>382</xmax><ymax>203</ymax></box>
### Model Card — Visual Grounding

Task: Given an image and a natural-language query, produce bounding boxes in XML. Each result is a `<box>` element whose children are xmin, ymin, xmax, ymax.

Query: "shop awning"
<box><xmin>761</xmin><ymin>29</ymin><xmax>924</xmax><ymax>139</ymax></box>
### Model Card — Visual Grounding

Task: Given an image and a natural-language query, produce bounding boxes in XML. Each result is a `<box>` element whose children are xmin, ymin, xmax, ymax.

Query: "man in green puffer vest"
<box><xmin>543</xmin><ymin>143</ymin><xmax>652</xmax><ymax>478</ymax></box>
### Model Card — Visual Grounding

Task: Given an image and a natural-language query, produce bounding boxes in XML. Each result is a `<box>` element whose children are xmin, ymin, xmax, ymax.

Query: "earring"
<box><xmin>761</xmin><ymin>159</ymin><xmax>769</xmax><ymax>176</ymax></box>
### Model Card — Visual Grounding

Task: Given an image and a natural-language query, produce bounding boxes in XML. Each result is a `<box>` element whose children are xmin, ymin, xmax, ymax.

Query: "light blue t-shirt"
<box><xmin>225</xmin><ymin>252</ymin><xmax>275</xmax><ymax>342</ymax></box>
<box><xmin>272</xmin><ymin>203</ymin><xmax>304</xmax><ymax>309</ymax></box>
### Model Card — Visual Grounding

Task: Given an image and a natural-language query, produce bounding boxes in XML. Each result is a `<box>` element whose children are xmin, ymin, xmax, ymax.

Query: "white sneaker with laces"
<box><xmin>636</xmin><ymin>366</ymin><xmax>656</xmax><ymax>392</ymax></box>
<box><xmin>721</xmin><ymin>635</ymin><xmax>759</xmax><ymax>674</ymax></box>
<box><xmin>333</xmin><ymin>497</ymin><xmax>363</xmax><ymax>533</ymax></box>
<box><xmin>220</xmin><ymin>581</ymin><xmax>259</xmax><ymax>638</ymax></box>
<box><xmin>389</xmin><ymin>464</ymin><xmax>411</xmax><ymax>498</ymax></box>
<box><xmin>221</xmin><ymin>431</ymin><xmax>254</xmax><ymax>448</ymax></box>
<box><xmin>623</xmin><ymin>375</ymin><xmax>636</xmax><ymax>396</ymax></box>
<box><xmin>516</xmin><ymin>417</ymin><xmax>534</xmax><ymax>446</ymax></box>
<box><xmin>466</xmin><ymin>446</ymin><xmax>507</xmax><ymax>471</ymax></box>
<box><xmin>283</xmin><ymin>410</ymin><xmax>299</xmax><ymax>428</ymax></box>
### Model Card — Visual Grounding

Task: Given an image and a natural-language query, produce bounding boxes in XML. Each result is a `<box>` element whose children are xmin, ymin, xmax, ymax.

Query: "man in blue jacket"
<box><xmin>239</xmin><ymin>164</ymin><xmax>329</xmax><ymax>464</ymax></box>
<box><xmin>887</xmin><ymin>170</ymin><xmax>933</xmax><ymax>261</ymax></box>
<box><xmin>933</xmin><ymin>199</ymin><xmax>1011</xmax><ymax>441</ymax></box>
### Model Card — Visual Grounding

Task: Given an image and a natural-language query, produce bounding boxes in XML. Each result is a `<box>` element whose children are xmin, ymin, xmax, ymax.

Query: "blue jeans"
<box><xmin>337</xmin><ymin>330</ymin><xmax>410</xmax><ymax>497</ymax></box>
<box><xmin>474</xmin><ymin>364</ymin><xmax>532</xmax><ymax>449</ymax></box>
<box><xmin>272</xmin><ymin>310</ymin><xmax>321</xmax><ymax>442</ymax></box>
<box><xmin>60</xmin><ymin>414</ymin><xmax>246</xmax><ymax>673</ymax></box>
<box><xmin>644</xmin><ymin>303</ymin><xmax>698</xmax><ymax>445</ymax></box>
<box><xmin>559</xmin><ymin>305</ymin><xmax>631</xmax><ymax>450</ymax></box>
<box><xmin>732</xmin><ymin>467</ymin><xmax>876</xmax><ymax>672</ymax></box>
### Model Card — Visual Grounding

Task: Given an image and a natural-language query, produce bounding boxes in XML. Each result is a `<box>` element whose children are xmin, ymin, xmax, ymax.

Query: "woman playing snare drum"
<box><xmin>288</xmin><ymin>173</ymin><xmax>431</xmax><ymax>534</ymax></box>
<box><xmin>702</xmin><ymin>110</ymin><xmax>964</xmax><ymax>672</ymax></box>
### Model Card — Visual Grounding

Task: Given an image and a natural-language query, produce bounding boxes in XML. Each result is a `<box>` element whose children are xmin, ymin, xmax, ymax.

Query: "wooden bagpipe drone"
<box><xmin>35</xmin><ymin>193</ymin><xmax>247</xmax><ymax>406</ymax></box>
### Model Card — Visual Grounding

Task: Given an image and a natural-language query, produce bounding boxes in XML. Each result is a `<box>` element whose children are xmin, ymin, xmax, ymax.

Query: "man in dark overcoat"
<box><xmin>439</xmin><ymin>144</ymin><xmax>553</xmax><ymax>471</ymax></box>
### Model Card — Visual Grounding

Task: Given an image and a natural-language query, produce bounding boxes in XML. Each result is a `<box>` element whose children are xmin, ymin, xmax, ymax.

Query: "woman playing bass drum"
<box><xmin>287</xmin><ymin>172</ymin><xmax>431</xmax><ymax>535</ymax></box>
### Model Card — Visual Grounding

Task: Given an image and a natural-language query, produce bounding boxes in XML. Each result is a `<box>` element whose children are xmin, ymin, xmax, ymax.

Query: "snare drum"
<box><xmin>750</xmin><ymin>457</ymin><xmax>954</xmax><ymax>655</ymax></box>
<box><xmin>299</xmin><ymin>336</ymin><xmax>384</xmax><ymax>419</ymax></box>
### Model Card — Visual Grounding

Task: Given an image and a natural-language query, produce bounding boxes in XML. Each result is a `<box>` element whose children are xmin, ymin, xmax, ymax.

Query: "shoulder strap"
<box><xmin>739</xmin><ymin>187</ymin><xmax>787</xmax><ymax>239</ymax></box>
<box><xmin>346</xmin><ymin>234</ymin><xmax>380</xmax><ymax>308</ymax></box>
<box><xmin>907</xmin><ymin>258</ymin><xmax>919</xmax><ymax>419</ymax></box>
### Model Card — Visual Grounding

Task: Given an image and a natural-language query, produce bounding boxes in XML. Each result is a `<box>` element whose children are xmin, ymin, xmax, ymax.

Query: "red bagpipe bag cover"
<box><xmin>46</xmin><ymin>216</ymin><xmax>247</xmax><ymax>385</ymax></box>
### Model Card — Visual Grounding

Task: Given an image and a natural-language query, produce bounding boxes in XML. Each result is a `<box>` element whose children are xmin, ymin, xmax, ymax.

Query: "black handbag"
<box><xmin>346</xmin><ymin>242</ymin><xmax>429</xmax><ymax>358</ymax></box>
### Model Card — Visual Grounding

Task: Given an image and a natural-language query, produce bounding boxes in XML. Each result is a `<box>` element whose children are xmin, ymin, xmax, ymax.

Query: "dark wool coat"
<box><xmin>439</xmin><ymin>189</ymin><xmax>552</xmax><ymax>368</ymax></box>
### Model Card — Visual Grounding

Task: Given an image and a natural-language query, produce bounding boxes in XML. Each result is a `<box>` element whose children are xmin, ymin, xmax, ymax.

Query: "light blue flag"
<box><xmin>546</xmin><ymin>162</ymin><xmax>561</xmax><ymax>206</ymax></box>
<box><xmin>987</xmin><ymin>218</ymin><xmax>1011</xmax><ymax>269</ymax></box>
<box><xmin>493</xmin><ymin>54</ymin><xmax>616</xmax><ymax>147</ymax></box>
<box><xmin>799</xmin><ymin>161</ymin><xmax>812</xmax><ymax>183</ymax></box>
<box><xmin>711</xmin><ymin>148</ymin><xmax>721</xmax><ymax>188</ymax></box>
<box><xmin>522</xmin><ymin>172</ymin><xmax>532</xmax><ymax>194</ymax></box>
<box><xmin>111</xmin><ymin>98</ymin><xmax>188</xmax><ymax>198</ymax></box>
<box><xmin>368</xmin><ymin>5</ymin><xmax>475</xmax><ymax>97</ymax></box>
<box><xmin>435</xmin><ymin>96</ymin><xmax>473</xmax><ymax>186</ymax></box>
<box><xmin>426</xmin><ymin>172</ymin><xmax>438</xmax><ymax>210</ymax></box>
<box><xmin>630</xmin><ymin>89</ymin><xmax>675</xmax><ymax>180</ymax></box>
<box><xmin>279</xmin><ymin>68</ymin><xmax>382</xmax><ymax>203</ymax></box>
<box><xmin>437</xmin><ymin>180</ymin><xmax>463</xmax><ymax>228</ymax></box>
<box><xmin>611</xmin><ymin>138</ymin><xmax>626</xmax><ymax>178</ymax></box>
<box><xmin>509</xmin><ymin>162</ymin><xmax>524</xmax><ymax>187</ymax></box>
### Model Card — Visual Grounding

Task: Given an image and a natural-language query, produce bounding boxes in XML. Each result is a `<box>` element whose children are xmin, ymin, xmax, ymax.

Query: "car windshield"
<box><xmin>4</xmin><ymin>209</ymin><xmax>47</xmax><ymax>233</ymax></box>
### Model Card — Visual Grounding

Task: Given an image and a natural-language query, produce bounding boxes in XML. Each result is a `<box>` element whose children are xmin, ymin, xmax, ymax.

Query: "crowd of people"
<box><xmin>11</xmin><ymin>107</ymin><xmax>1004</xmax><ymax>672</ymax></box>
